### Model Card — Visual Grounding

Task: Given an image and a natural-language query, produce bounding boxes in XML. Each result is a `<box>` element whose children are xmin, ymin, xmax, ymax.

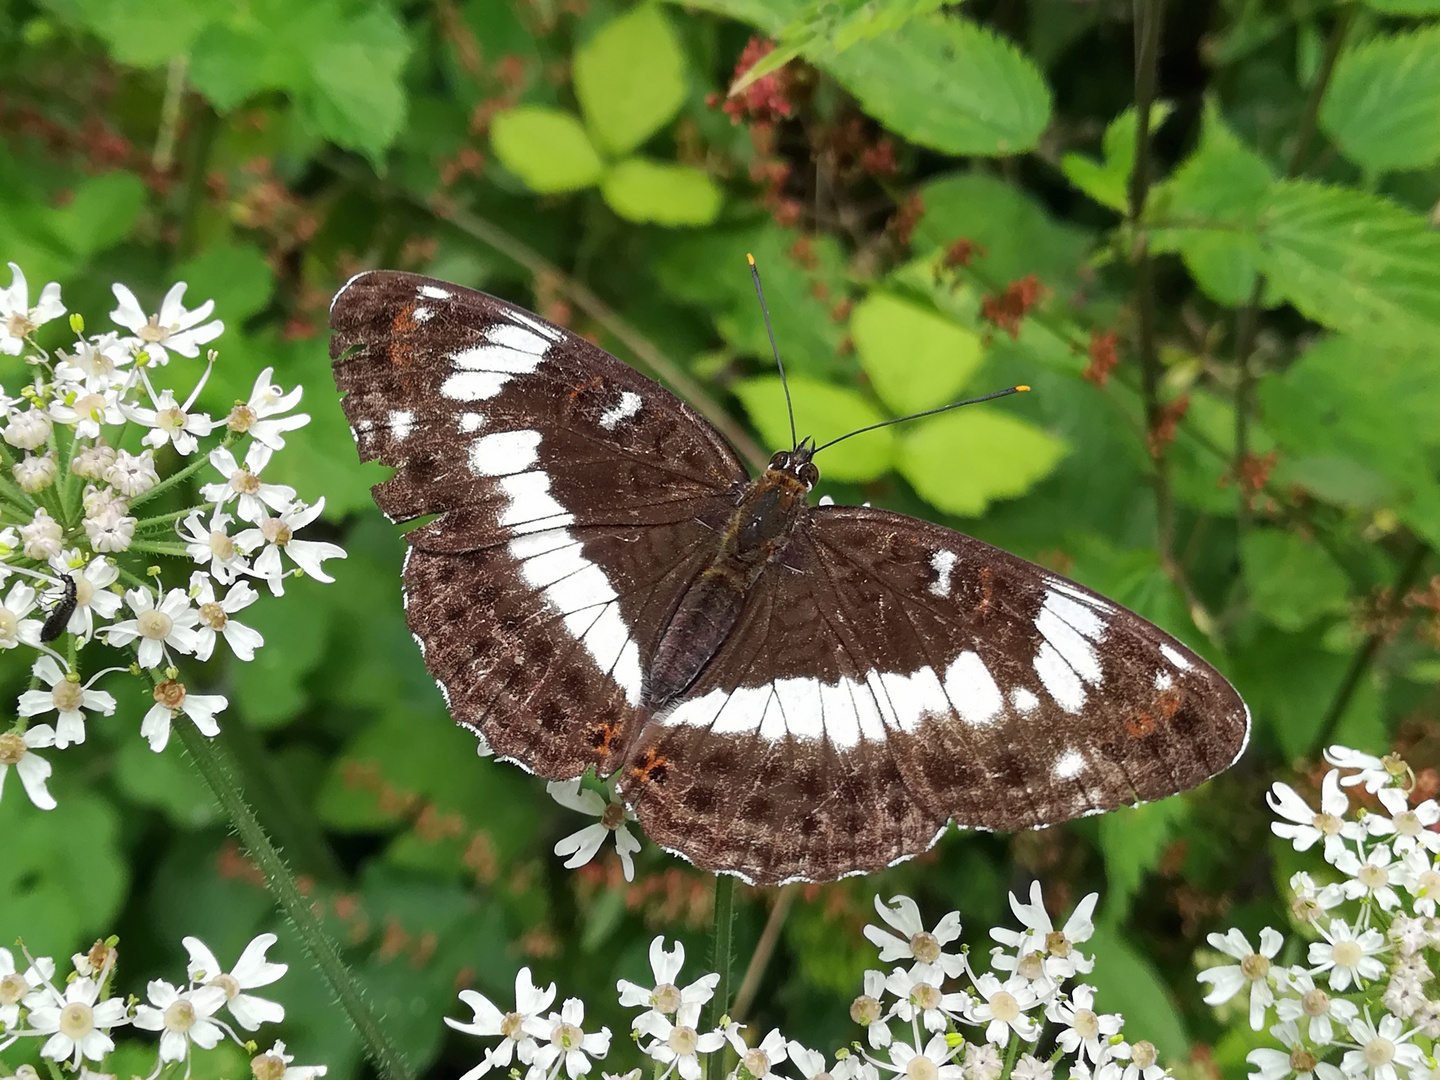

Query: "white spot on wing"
<box><xmin>944</xmin><ymin>651</ymin><xmax>1002</xmax><ymax>726</ymax></box>
<box><xmin>599</xmin><ymin>391</ymin><xmax>643</xmax><ymax>431</ymax></box>
<box><xmin>1044</xmin><ymin>590</ymin><xmax>1108</xmax><ymax>641</ymax></box>
<box><xmin>848</xmin><ymin>679</ymin><xmax>887</xmax><ymax>743</ymax></box>
<box><xmin>1160</xmin><ymin>643</ymin><xmax>1194</xmax><ymax>670</ymax></box>
<box><xmin>388</xmin><ymin>409</ymin><xmax>414</xmax><ymax>442</ymax></box>
<box><xmin>459</xmin><ymin>412</ymin><xmax>485</xmax><ymax>433</ymax></box>
<box><xmin>506</xmin><ymin>310</ymin><xmax>563</xmax><ymax>342</ymax></box>
<box><xmin>452</xmin><ymin>344</ymin><xmax>543</xmax><ymax>374</ymax></box>
<box><xmin>710</xmin><ymin>685</ymin><xmax>769</xmax><ymax>735</ymax></box>
<box><xmin>1054</xmin><ymin>748</ymin><xmax>1085</xmax><ymax>779</ymax></box>
<box><xmin>469</xmin><ymin>429</ymin><xmax>541</xmax><ymax>476</ymax></box>
<box><xmin>1036</xmin><ymin>594</ymin><xmax>1103</xmax><ymax>685</ymax></box>
<box><xmin>928</xmin><ymin>550</ymin><xmax>957</xmax><ymax>598</ymax></box>
<box><xmin>1034</xmin><ymin>642</ymin><xmax>1085</xmax><ymax>713</ymax></box>
<box><xmin>1011</xmin><ymin>687</ymin><xmax>1040</xmax><ymax>713</ymax></box>
<box><xmin>1155</xmin><ymin>671</ymin><xmax>1174</xmax><ymax>691</ymax></box>
<box><xmin>774</xmin><ymin>677</ymin><xmax>823</xmax><ymax>741</ymax></box>
<box><xmin>878</xmin><ymin>666</ymin><xmax>948</xmax><ymax>735</ymax></box>
<box><xmin>418</xmin><ymin>284</ymin><xmax>452</xmax><ymax>300</ymax></box>
<box><xmin>441</xmin><ymin>370</ymin><xmax>510</xmax><ymax>401</ymax></box>
<box><xmin>487</xmin><ymin>322</ymin><xmax>550</xmax><ymax>355</ymax></box>
<box><xmin>819</xmin><ymin>679</ymin><xmax>859</xmax><ymax>749</ymax></box>
<box><xmin>413</xmin><ymin>306</ymin><xmax>433</xmax><ymax>323</ymax></box>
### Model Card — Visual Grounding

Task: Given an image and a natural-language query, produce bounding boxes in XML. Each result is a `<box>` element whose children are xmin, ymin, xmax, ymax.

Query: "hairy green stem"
<box><xmin>175</xmin><ymin>719</ymin><xmax>412</xmax><ymax>1080</ymax></box>
<box><xmin>706</xmin><ymin>874</ymin><xmax>737</xmax><ymax>1076</ymax></box>
<box><xmin>129</xmin><ymin>433</ymin><xmax>235</xmax><ymax>511</ymax></box>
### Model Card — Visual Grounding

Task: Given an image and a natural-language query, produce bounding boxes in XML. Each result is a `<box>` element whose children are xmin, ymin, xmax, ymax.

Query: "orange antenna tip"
<box><xmin>746</xmin><ymin>252</ymin><xmax>756</xmax><ymax>266</ymax></box>
<box><xmin>1016</xmin><ymin>384</ymin><xmax>1031</xmax><ymax>392</ymax></box>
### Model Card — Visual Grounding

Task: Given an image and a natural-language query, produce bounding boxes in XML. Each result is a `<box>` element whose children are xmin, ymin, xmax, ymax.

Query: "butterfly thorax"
<box><xmin>644</xmin><ymin>450</ymin><xmax>816</xmax><ymax>709</ymax></box>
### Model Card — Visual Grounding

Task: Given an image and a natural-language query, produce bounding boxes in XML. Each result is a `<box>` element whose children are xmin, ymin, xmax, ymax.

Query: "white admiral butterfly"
<box><xmin>330</xmin><ymin>270</ymin><xmax>1249</xmax><ymax>885</ymax></box>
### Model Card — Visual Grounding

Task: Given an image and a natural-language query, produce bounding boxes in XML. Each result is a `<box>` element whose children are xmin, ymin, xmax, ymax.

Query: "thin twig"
<box><xmin>152</xmin><ymin>55</ymin><xmax>189</xmax><ymax>174</ymax></box>
<box><xmin>729</xmin><ymin>884</ymin><xmax>798</xmax><ymax>1022</ymax></box>
<box><xmin>1128</xmin><ymin>0</ymin><xmax>1174</xmax><ymax>569</ymax></box>
<box><xmin>326</xmin><ymin>155</ymin><xmax>768</xmax><ymax>472</ymax></box>
<box><xmin>1309</xmin><ymin>540</ymin><xmax>1430</xmax><ymax>756</ymax></box>
<box><xmin>1233</xmin><ymin>6</ymin><xmax>1354</xmax><ymax>540</ymax></box>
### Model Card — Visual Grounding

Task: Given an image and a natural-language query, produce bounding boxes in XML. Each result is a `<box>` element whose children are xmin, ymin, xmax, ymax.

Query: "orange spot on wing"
<box><xmin>1126</xmin><ymin>712</ymin><xmax>1156</xmax><ymax>738</ymax></box>
<box><xmin>1156</xmin><ymin>687</ymin><xmax>1183</xmax><ymax>720</ymax></box>
<box><xmin>631</xmin><ymin>747</ymin><xmax>669</xmax><ymax>785</ymax></box>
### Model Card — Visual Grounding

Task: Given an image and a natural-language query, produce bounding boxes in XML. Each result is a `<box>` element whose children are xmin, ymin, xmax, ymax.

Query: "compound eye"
<box><xmin>799</xmin><ymin>462</ymin><xmax>819</xmax><ymax>488</ymax></box>
<box><xmin>768</xmin><ymin>451</ymin><xmax>789</xmax><ymax>471</ymax></box>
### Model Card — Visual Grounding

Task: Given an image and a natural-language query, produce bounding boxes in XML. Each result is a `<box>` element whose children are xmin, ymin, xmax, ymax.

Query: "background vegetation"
<box><xmin>3</xmin><ymin>0</ymin><xmax>1440</xmax><ymax>1076</ymax></box>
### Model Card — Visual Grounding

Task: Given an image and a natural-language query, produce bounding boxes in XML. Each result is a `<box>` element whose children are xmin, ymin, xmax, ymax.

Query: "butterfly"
<box><xmin>329</xmin><ymin>269</ymin><xmax>1250</xmax><ymax>886</ymax></box>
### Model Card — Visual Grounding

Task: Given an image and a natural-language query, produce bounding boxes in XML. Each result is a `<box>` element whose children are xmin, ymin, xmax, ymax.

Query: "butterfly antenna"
<box><xmin>748</xmin><ymin>253</ymin><xmax>799</xmax><ymax>450</ymax></box>
<box><xmin>813</xmin><ymin>385</ymin><xmax>1031</xmax><ymax>454</ymax></box>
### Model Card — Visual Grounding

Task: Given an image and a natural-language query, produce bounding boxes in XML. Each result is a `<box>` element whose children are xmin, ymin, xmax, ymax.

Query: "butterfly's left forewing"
<box><xmin>622</xmin><ymin>504</ymin><xmax>1249</xmax><ymax>885</ymax></box>
<box><xmin>331</xmin><ymin>271</ymin><xmax>747</xmax><ymax>777</ymax></box>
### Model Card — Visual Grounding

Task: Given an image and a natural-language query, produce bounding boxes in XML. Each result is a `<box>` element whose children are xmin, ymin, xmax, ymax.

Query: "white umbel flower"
<box><xmin>1268</xmin><ymin>772</ymin><xmax>1363</xmax><ymax>861</ymax></box>
<box><xmin>1339</xmin><ymin>1013</ymin><xmax>1424</xmax><ymax>1080</ymax></box>
<box><xmin>229</xmin><ymin>366</ymin><xmax>310</xmax><ymax>450</ymax></box>
<box><xmin>1047</xmin><ymin>984</ymin><xmax>1122</xmax><ymax>1065</ymax></box>
<box><xmin>1333</xmin><ymin>843</ymin><xmax>1401</xmax><ymax>909</ymax></box>
<box><xmin>864</xmin><ymin>895</ymin><xmax>965</xmax><ymax>978</ymax></box>
<box><xmin>251</xmin><ymin>1041</ymin><xmax>327</xmax><ymax>1080</ymax></box>
<box><xmin>637</xmin><ymin>1000</ymin><xmax>723</xmax><ymax>1080</ymax></box>
<box><xmin>617</xmin><ymin>936</ymin><xmax>719</xmax><ymax>1033</ymax></box>
<box><xmin>1</xmin><ymin>263</ymin><xmax>64</xmax><ymax>355</ymax></box>
<box><xmin>235</xmin><ymin>498</ymin><xmax>346</xmax><ymax>596</ymax></box>
<box><xmin>0</xmin><ymin>948</ymin><xmax>55</xmax><ymax>1028</ymax></box>
<box><xmin>991</xmin><ymin>882</ymin><xmax>1097</xmax><ymax>981</ymax></box>
<box><xmin>189</xmin><ymin>573</ymin><xmax>264</xmax><ymax>662</ymax></box>
<box><xmin>183</xmin><ymin>932</ymin><xmax>287</xmax><ymax>1030</ymax></box>
<box><xmin>1196</xmin><ymin>927</ymin><xmax>1283</xmax><ymax>1029</ymax></box>
<box><xmin>724</xmin><ymin>1025</ymin><xmax>788</xmax><ymax>1080</ymax></box>
<box><xmin>550</xmin><ymin>777</ymin><xmax>642</xmax><ymax>881</ymax></box>
<box><xmin>17</xmin><ymin>656</ymin><xmax>117</xmax><ymax>748</ymax></box>
<box><xmin>445</xmin><ymin>968</ymin><xmax>557</xmax><ymax>1080</ymax></box>
<box><xmin>139</xmin><ymin>679</ymin><xmax>227</xmax><ymax>752</ymax></box>
<box><xmin>130</xmin><ymin>385</ymin><xmax>216</xmax><ymax>456</ymax></box>
<box><xmin>26</xmin><ymin>975</ymin><xmax>130</xmax><ymax>1067</ymax></box>
<box><xmin>966</xmin><ymin>973</ymin><xmax>1041</xmax><ymax>1044</ymax></box>
<box><xmin>132</xmin><ymin>979</ymin><xmax>229</xmax><ymax>1066</ymax></box>
<box><xmin>0</xmin><ymin>580</ymin><xmax>44</xmax><ymax>650</ymax></box>
<box><xmin>1366</xmin><ymin>787</ymin><xmax>1440</xmax><ymax>855</ymax></box>
<box><xmin>180</xmin><ymin>507</ymin><xmax>249</xmax><ymax>584</ymax></box>
<box><xmin>0</xmin><ymin>723</ymin><xmax>58</xmax><ymax>809</ymax></box>
<box><xmin>48</xmin><ymin>556</ymin><xmax>123</xmax><ymax>641</ymax></box>
<box><xmin>1245</xmin><ymin>1020</ymin><xmax>1343</xmax><ymax>1080</ymax></box>
<box><xmin>104</xmin><ymin>588</ymin><xmax>201</xmax><ymax>668</ymax></box>
<box><xmin>1275</xmin><ymin>970</ymin><xmax>1359</xmax><ymax>1045</ymax></box>
<box><xmin>1324</xmin><ymin>746</ymin><xmax>1402</xmax><ymax>793</ymax></box>
<box><xmin>1307</xmin><ymin>920</ymin><xmax>1386</xmax><ymax>991</ymax></box>
<box><xmin>200</xmin><ymin>444</ymin><xmax>296</xmax><ymax>525</ymax></box>
<box><xmin>874</xmin><ymin>1032</ymin><xmax>962</xmax><ymax>1080</ymax></box>
<box><xmin>530</xmin><ymin>998</ymin><xmax>611</xmax><ymax>1080</ymax></box>
<box><xmin>110</xmin><ymin>281</ymin><xmax>223</xmax><ymax>364</ymax></box>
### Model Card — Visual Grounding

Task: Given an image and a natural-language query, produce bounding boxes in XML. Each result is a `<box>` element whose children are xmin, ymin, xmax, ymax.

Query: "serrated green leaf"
<box><xmin>1241</xmin><ymin>528</ymin><xmax>1350</xmax><ymax>631</ymax></box>
<box><xmin>1320</xmin><ymin>25</ymin><xmax>1440</xmax><ymax>173</ymax></box>
<box><xmin>849</xmin><ymin>292</ymin><xmax>983</xmax><ymax>414</ymax></box>
<box><xmin>600</xmin><ymin>159</ymin><xmax>722</xmax><ymax>226</ymax></box>
<box><xmin>573</xmin><ymin>5</ymin><xmax>687</xmax><ymax>157</ymax></box>
<box><xmin>1085</xmin><ymin>924</ymin><xmax>1191</xmax><ymax>1060</ymax></box>
<box><xmin>731</xmin><ymin>0</ymin><xmax>948</xmax><ymax>93</ymax></box>
<box><xmin>1149</xmin><ymin>104</ymin><xmax>1275</xmax><ymax>305</ymax></box>
<box><xmin>1256</xmin><ymin>180</ymin><xmax>1440</xmax><ymax>342</ymax></box>
<box><xmin>819</xmin><ymin>16</ymin><xmax>1052</xmax><ymax>156</ymax></box>
<box><xmin>304</xmin><ymin>6</ymin><xmax>410</xmax><ymax>166</ymax></box>
<box><xmin>915</xmin><ymin>172</ymin><xmax>1092</xmax><ymax>288</ymax></box>
<box><xmin>491</xmin><ymin>106</ymin><xmax>604</xmax><ymax>194</ymax></box>
<box><xmin>732</xmin><ymin>375</ymin><xmax>893</xmax><ymax>482</ymax></box>
<box><xmin>896</xmin><ymin>408</ymin><xmax>1067</xmax><ymax>516</ymax></box>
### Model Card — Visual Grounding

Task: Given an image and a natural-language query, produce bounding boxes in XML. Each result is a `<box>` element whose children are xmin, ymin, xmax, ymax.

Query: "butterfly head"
<box><xmin>766</xmin><ymin>437</ymin><xmax>819</xmax><ymax>490</ymax></box>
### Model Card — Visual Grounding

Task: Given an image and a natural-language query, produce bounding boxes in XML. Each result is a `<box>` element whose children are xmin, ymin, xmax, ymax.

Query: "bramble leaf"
<box><xmin>1320</xmin><ymin>24</ymin><xmax>1440</xmax><ymax>173</ymax></box>
<box><xmin>850</xmin><ymin>291</ymin><xmax>984</xmax><ymax>415</ymax></box>
<box><xmin>490</xmin><ymin>107</ymin><xmax>605</xmax><ymax>193</ymax></box>
<box><xmin>600</xmin><ymin>159</ymin><xmax>723</xmax><ymax>226</ymax></box>
<box><xmin>897</xmin><ymin>408</ymin><xmax>1067</xmax><ymax>516</ymax></box>
<box><xmin>573</xmin><ymin>5</ymin><xmax>688</xmax><ymax>157</ymax></box>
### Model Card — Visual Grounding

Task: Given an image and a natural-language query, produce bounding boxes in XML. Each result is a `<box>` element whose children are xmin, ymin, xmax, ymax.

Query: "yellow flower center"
<box><xmin>59</xmin><ymin>1001</ymin><xmax>95</xmax><ymax>1040</ymax></box>
<box><xmin>989</xmin><ymin>991</ymin><xmax>1020</xmax><ymax>1023</ymax></box>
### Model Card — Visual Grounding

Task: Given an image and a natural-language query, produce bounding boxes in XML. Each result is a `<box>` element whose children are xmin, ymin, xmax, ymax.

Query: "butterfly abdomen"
<box><xmin>646</xmin><ymin>466</ymin><xmax>809</xmax><ymax>708</ymax></box>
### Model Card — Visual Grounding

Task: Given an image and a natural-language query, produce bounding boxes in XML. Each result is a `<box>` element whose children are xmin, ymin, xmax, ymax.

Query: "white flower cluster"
<box><xmin>0</xmin><ymin>263</ymin><xmax>345</xmax><ymax>810</ymax></box>
<box><xmin>446</xmin><ymin>887</ymin><xmax>1168</xmax><ymax>1080</ymax></box>
<box><xmin>0</xmin><ymin>932</ymin><xmax>323</xmax><ymax>1080</ymax></box>
<box><xmin>1196</xmin><ymin>745</ymin><xmax>1440</xmax><ymax>1080</ymax></box>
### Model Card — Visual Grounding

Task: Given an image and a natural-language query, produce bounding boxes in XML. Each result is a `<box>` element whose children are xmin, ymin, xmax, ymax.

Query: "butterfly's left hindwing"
<box><xmin>331</xmin><ymin>271</ymin><xmax>746</xmax><ymax>777</ymax></box>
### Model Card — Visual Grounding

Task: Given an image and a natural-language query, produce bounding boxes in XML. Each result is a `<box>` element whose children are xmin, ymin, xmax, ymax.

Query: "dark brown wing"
<box><xmin>621</xmin><ymin>504</ymin><xmax>1249</xmax><ymax>885</ymax></box>
<box><xmin>330</xmin><ymin>270</ymin><xmax>747</xmax><ymax>776</ymax></box>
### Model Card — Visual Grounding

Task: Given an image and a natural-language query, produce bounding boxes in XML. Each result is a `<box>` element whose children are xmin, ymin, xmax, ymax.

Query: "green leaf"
<box><xmin>1085</xmin><ymin>924</ymin><xmax>1191</xmax><ymax>1060</ymax></box>
<box><xmin>1359</xmin><ymin>0</ymin><xmax>1440</xmax><ymax>14</ymax></box>
<box><xmin>849</xmin><ymin>292</ymin><xmax>984</xmax><ymax>414</ymax></box>
<box><xmin>0</xmin><ymin>789</ymin><xmax>127</xmax><ymax>957</ymax></box>
<box><xmin>1320</xmin><ymin>25</ymin><xmax>1440</xmax><ymax>173</ymax></box>
<box><xmin>600</xmin><ymin>159</ymin><xmax>723</xmax><ymax>226</ymax></box>
<box><xmin>491</xmin><ymin>106</ymin><xmax>604</xmax><ymax>193</ymax></box>
<box><xmin>896</xmin><ymin>408</ymin><xmax>1067</xmax><ymax>516</ymax></box>
<box><xmin>229</xmin><ymin>584</ymin><xmax>332</xmax><ymax>729</ymax></box>
<box><xmin>1149</xmin><ymin>104</ymin><xmax>1275</xmax><ymax>305</ymax></box>
<box><xmin>47</xmin><ymin>172</ymin><xmax>147</xmax><ymax>260</ymax></box>
<box><xmin>64</xmin><ymin>0</ymin><xmax>220</xmax><ymax>66</ymax></box>
<box><xmin>1241</xmin><ymin>528</ymin><xmax>1350</xmax><ymax>631</ymax></box>
<box><xmin>174</xmin><ymin>241</ymin><xmax>274</xmax><ymax>322</ymax></box>
<box><xmin>1099</xmin><ymin>798</ymin><xmax>1188</xmax><ymax>922</ymax></box>
<box><xmin>731</xmin><ymin>0</ymin><xmax>948</xmax><ymax>93</ymax></box>
<box><xmin>1255</xmin><ymin>180</ymin><xmax>1440</xmax><ymax>342</ymax></box>
<box><xmin>572</xmin><ymin>5</ymin><xmax>688</xmax><ymax>157</ymax></box>
<box><xmin>819</xmin><ymin>16</ymin><xmax>1052</xmax><ymax>156</ymax></box>
<box><xmin>113</xmin><ymin>736</ymin><xmax>222</xmax><ymax>828</ymax></box>
<box><xmin>1061</xmin><ymin>102</ymin><xmax>1175</xmax><ymax>213</ymax></box>
<box><xmin>915</xmin><ymin>172</ymin><xmax>1093</xmax><ymax>288</ymax></box>
<box><xmin>732</xmin><ymin>375</ymin><xmax>894</xmax><ymax>482</ymax></box>
<box><xmin>304</xmin><ymin>6</ymin><xmax>411</xmax><ymax>166</ymax></box>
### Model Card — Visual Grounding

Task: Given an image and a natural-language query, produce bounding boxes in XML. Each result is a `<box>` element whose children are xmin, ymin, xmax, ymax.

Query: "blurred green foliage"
<box><xmin>2</xmin><ymin>0</ymin><xmax>1440</xmax><ymax>1077</ymax></box>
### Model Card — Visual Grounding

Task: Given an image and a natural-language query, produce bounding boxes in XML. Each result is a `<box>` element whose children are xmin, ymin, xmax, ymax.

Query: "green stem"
<box><xmin>129</xmin><ymin>435</ymin><xmax>233</xmax><ymax>511</ymax></box>
<box><xmin>126</xmin><ymin>541</ymin><xmax>194</xmax><ymax>558</ymax></box>
<box><xmin>998</xmin><ymin>1033</ymin><xmax>1022</xmax><ymax>1080</ymax></box>
<box><xmin>132</xmin><ymin>507</ymin><xmax>201</xmax><ymax>532</ymax></box>
<box><xmin>706</xmin><ymin>874</ymin><xmax>736</xmax><ymax>1068</ymax></box>
<box><xmin>175</xmin><ymin>720</ymin><xmax>413</xmax><ymax>1080</ymax></box>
